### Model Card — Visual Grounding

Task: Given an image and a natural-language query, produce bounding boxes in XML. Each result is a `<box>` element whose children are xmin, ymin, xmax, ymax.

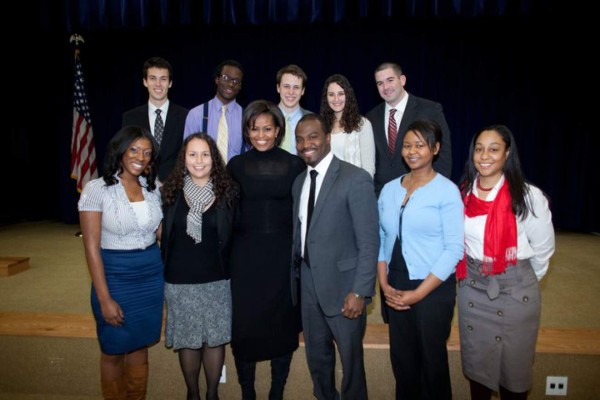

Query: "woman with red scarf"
<box><xmin>458</xmin><ymin>125</ymin><xmax>555</xmax><ymax>400</ymax></box>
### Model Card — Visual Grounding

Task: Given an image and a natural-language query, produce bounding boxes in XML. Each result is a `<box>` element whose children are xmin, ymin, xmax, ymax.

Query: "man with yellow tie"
<box><xmin>184</xmin><ymin>60</ymin><xmax>245</xmax><ymax>162</ymax></box>
<box><xmin>276</xmin><ymin>64</ymin><xmax>312</xmax><ymax>155</ymax></box>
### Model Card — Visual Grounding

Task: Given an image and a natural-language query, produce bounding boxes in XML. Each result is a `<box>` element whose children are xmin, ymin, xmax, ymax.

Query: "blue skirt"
<box><xmin>91</xmin><ymin>243</ymin><xmax>164</xmax><ymax>355</ymax></box>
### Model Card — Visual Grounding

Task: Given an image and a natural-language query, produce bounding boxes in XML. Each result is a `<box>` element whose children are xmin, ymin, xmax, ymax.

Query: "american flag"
<box><xmin>70</xmin><ymin>45</ymin><xmax>98</xmax><ymax>192</ymax></box>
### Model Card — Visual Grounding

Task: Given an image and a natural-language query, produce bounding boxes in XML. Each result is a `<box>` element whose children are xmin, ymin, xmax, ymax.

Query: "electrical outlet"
<box><xmin>546</xmin><ymin>376</ymin><xmax>568</xmax><ymax>396</ymax></box>
<box><xmin>48</xmin><ymin>357</ymin><xmax>65</xmax><ymax>375</ymax></box>
<box><xmin>220</xmin><ymin>365</ymin><xmax>226</xmax><ymax>383</ymax></box>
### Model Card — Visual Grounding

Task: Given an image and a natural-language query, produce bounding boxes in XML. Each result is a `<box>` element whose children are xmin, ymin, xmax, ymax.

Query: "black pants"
<box><xmin>387</xmin><ymin>238</ymin><xmax>456</xmax><ymax>400</ymax></box>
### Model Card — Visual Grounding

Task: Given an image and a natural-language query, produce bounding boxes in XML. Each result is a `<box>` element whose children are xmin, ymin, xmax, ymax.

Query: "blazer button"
<box><xmin>467</xmin><ymin>325</ymin><xmax>473</xmax><ymax>331</ymax></box>
<box><xmin>468</xmin><ymin>302</ymin><xmax>474</xmax><ymax>308</ymax></box>
<box><xmin>497</xmin><ymin>310</ymin><xmax>503</xmax><ymax>317</ymax></box>
<box><xmin>495</xmin><ymin>336</ymin><xmax>502</xmax><ymax>342</ymax></box>
<box><xmin>523</xmin><ymin>296</ymin><xmax>529</xmax><ymax>303</ymax></box>
<box><xmin>469</xmin><ymin>280</ymin><xmax>476</xmax><ymax>286</ymax></box>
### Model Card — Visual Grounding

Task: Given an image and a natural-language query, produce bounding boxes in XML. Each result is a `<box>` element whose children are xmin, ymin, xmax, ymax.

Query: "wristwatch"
<box><xmin>353</xmin><ymin>293</ymin><xmax>364</xmax><ymax>299</ymax></box>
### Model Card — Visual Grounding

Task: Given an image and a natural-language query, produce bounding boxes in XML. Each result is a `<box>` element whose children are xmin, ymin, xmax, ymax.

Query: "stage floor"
<box><xmin>1</xmin><ymin>220</ymin><xmax>599</xmax><ymax>329</ymax></box>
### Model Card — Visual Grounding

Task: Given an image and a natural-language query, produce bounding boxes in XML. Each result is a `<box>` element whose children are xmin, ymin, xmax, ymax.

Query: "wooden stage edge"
<box><xmin>0</xmin><ymin>311</ymin><xmax>599</xmax><ymax>355</ymax></box>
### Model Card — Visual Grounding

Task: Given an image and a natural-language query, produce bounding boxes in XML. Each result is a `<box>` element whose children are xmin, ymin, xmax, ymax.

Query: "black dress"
<box><xmin>227</xmin><ymin>147</ymin><xmax>305</xmax><ymax>361</ymax></box>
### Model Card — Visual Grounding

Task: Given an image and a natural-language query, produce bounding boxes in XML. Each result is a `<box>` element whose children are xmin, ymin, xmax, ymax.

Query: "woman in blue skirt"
<box><xmin>79</xmin><ymin>126</ymin><xmax>164</xmax><ymax>399</ymax></box>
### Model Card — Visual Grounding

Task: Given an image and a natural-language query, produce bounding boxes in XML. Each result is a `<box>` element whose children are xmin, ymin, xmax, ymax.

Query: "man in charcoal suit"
<box><xmin>291</xmin><ymin>114</ymin><xmax>379</xmax><ymax>400</ymax></box>
<box><xmin>366</xmin><ymin>62</ymin><xmax>452</xmax><ymax>196</ymax></box>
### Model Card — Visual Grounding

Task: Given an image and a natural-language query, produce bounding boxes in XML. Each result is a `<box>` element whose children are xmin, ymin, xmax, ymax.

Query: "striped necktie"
<box><xmin>217</xmin><ymin>105</ymin><xmax>228</xmax><ymax>161</ymax></box>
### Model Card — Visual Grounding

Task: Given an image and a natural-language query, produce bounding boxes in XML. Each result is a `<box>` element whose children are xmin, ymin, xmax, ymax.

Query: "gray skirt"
<box><xmin>164</xmin><ymin>279</ymin><xmax>232</xmax><ymax>350</ymax></box>
<box><xmin>458</xmin><ymin>257</ymin><xmax>541</xmax><ymax>392</ymax></box>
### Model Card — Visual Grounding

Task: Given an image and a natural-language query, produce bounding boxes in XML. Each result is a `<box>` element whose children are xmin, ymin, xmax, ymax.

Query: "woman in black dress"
<box><xmin>227</xmin><ymin>100</ymin><xmax>305</xmax><ymax>400</ymax></box>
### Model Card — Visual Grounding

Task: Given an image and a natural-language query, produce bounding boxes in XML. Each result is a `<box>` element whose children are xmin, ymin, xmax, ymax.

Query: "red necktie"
<box><xmin>388</xmin><ymin>108</ymin><xmax>397</xmax><ymax>155</ymax></box>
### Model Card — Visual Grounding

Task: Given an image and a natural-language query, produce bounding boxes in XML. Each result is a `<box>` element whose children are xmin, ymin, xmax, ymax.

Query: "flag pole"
<box><xmin>71</xmin><ymin>34</ymin><xmax>84</xmax><ymax>238</ymax></box>
<box><xmin>69</xmin><ymin>33</ymin><xmax>91</xmax><ymax>237</ymax></box>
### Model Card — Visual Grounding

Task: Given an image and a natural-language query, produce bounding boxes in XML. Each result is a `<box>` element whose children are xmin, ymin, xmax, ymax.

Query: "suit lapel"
<box><xmin>310</xmin><ymin>156</ymin><xmax>340</xmax><ymax>226</ymax></box>
<box><xmin>292</xmin><ymin>171</ymin><xmax>307</xmax><ymax>254</ymax></box>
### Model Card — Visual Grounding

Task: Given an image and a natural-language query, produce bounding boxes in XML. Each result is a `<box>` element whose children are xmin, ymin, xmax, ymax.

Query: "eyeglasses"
<box><xmin>219</xmin><ymin>74</ymin><xmax>242</xmax><ymax>87</ymax></box>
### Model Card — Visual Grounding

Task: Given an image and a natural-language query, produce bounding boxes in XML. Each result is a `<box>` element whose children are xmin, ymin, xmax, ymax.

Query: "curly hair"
<box><xmin>102</xmin><ymin>126</ymin><xmax>159</xmax><ymax>191</ymax></box>
<box><xmin>161</xmin><ymin>133</ymin><xmax>236</xmax><ymax>208</ymax></box>
<box><xmin>459</xmin><ymin>125</ymin><xmax>532</xmax><ymax>218</ymax></box>
<box><xmin>319</xmin><ymin>74</ymin><xmax>363</xmax><ymax>134</ymax></box>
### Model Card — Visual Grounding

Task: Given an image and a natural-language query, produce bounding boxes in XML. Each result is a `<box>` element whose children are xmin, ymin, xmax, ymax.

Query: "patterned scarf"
<box><xmin>183</xmin><ymin>175</ymin><xmax>215</xmax><ymax>244</ymax></box>
<box><xmin>457</xmin><ymin>179</ymin><xmax>517</xmax><ymax>279</ymax></box>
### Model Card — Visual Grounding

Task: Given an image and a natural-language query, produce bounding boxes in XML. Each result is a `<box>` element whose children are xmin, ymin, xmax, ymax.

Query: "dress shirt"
<box><xmin>378</xmin><ymin>173</ymin><xmax>464</xmax><ymax>281</ymax></box>
<box><xmin>299</xmin><ymin>151</ymin><xmax>334</xmax><ymax>257</ymax></box>
<box><xmin>148</xmin><ymin>100</ymin><xmax>170</xmax><ymax>139</ymax></box>
<box><xmin>279</xmin><ymin>106</ymin><xmax>305</xmax><ymax>155</ymax></box>
<box><xmin>184</xmin><ymin>96</ymin><xmax>244</xmax><ymax>161</ymax></box>
<box><xmin>464</xmin><ymin>175</ymin><xmax>555</xmax><ymax>280</ymax></box>
<box><xmin>384</xmin><ymin>93</ymin><xmax>409</xmax><ymax>145</ymax></box>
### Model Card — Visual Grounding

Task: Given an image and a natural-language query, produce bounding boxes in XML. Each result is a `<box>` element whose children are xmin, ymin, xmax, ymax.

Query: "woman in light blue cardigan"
<box><xmin>377</xmin><ymin>119</ymin><xmax>464</xmax><ymax>400</ymax></box>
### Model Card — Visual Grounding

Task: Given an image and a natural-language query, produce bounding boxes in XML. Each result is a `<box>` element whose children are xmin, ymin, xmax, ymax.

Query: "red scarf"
<box><xmin>457</xmin><ymin>179</ymin><xmax>517</xmax><ymax>279</ymax></box>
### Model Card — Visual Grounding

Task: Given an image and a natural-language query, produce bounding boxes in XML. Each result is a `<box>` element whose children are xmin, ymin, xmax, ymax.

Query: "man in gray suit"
<box><xmin>292</xmin><ymin>114</ymin><xmax>379</xmax><ymax>400</ymax></box>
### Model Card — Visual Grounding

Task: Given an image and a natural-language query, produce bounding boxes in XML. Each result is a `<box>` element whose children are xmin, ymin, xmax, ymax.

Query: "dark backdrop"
<box><xmin>4</xmin><ymin>1</ymin><xmax>597</xmax><ymax>233</ymax></box>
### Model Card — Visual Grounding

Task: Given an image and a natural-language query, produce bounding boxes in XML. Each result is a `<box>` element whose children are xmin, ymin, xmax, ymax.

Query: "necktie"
<box><xmin>154</xmin><ymin>109</ymin><xmax>164</xmax><ymax>145</ymax></box>
<box><xmin>281</xmin><ymin>116</ymin><xmax>291</xmax><ymax>152</ymax></box>
<box><xmin>388</xmin><ymin>108</ymin><xmax>397</xmax><ymax>155</ymax></box>
<box><xmin>304</xmin><ymin>170</ymin><xmax>318</xmax><ymax>266</ymax></box>
<box><xmin>217</xmin><ymin>105</ymin><xmax>228</xmax><ymax>161</ymax></box>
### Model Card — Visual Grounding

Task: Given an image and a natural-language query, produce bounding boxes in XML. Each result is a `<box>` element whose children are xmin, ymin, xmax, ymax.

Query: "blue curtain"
<box><xmin>53</xmin><ymin>0</ymin><xmax>548</xmax><ymax>31</ymax></box>
<box><xmin>5</xmin><ymin>0</ymin><xmax>597</xmax><ymax>233</ymax></box>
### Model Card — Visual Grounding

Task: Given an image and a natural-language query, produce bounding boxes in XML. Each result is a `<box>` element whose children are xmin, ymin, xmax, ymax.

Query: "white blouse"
<box><xmin>330</xmin><ymin>117</ymin><xmax>375</xmax><ymax>177</ymax></box>
<box><xmin>78</xmin><ymin>176</ymin><xmax>163</xmax><ymax>250</ymax></box>
<box><xmin>464</xmin><ymin>175</ymin><xmax>555</xmax><ymax>280</ymax></box>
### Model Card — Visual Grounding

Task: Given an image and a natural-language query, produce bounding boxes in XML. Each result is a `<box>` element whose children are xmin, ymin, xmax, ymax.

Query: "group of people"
<box><xmin>78</xmin><ymin>57</ymin><xmax>556</xmax><ymax>400</ymax></box>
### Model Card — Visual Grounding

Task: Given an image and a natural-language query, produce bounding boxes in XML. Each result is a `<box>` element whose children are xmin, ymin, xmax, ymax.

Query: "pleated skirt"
<box><xmin>91</xmin><ymin>243</ymin><xmax>164</xmax><ymax>355</ymax></box>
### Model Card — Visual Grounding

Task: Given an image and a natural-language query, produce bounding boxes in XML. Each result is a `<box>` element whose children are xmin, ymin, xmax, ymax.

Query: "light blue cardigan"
<box><xmin>377</xmin><ymin>173</ymin><xmax>464</xmax><ymax>281</ymax></box>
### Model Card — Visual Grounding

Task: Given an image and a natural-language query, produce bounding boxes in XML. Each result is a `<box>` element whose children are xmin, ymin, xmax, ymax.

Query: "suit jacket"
<box><xmin>161</xmin><ymin>191</ymin><xmax>235</xmax><ymax>278</ymax></box>
<box><xmin>122</xmin><ymin>103</ymin><xmax>189</xmax><ymax>181</ymax></box>
<box><xmin>291</xmin><ymin>156</ymin><xmax>379</xmax><ymax>316</ymax></box>
<box><xmin>366</xmin><ymin>94</ymin><xmax>452</xmax><ymax>195</ymax></box>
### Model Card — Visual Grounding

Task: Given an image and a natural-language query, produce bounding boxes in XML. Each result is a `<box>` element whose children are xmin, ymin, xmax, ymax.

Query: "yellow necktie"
<box><xmin>281</xmin><ymin>116</ymin><xmax>291</xmax><ymax>152</ymax></box>
<box><xmin>217</xmin><ymin>105</ymin><xmax>228</xmax><ymax>161</ymax></box>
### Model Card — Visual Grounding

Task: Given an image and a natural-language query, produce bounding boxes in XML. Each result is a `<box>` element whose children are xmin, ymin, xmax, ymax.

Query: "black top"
<box><xmin>164</xmin><ymin>199</ymin><xmax>224</xmax><ymax>284</ymax></box>
<box><xmin>227</xmin><ymin>146</ymin><xmax>305</xmax><ymax>361</ymax></box>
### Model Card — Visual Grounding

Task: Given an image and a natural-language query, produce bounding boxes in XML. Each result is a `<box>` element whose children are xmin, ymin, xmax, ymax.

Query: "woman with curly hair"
<box><xmin>320</xmin><ymin>73</ymin><xmax>375</xmax><ymax>177</ymax></box>
<box><xmin>78</xmin><ymin>126</ymin><xmax>164</xmax><ymax>399</ymax></box>
<box><xmin>160</xmin><ymin>132</ymin><xmax>237</xmax><ymax>400</ymax></box>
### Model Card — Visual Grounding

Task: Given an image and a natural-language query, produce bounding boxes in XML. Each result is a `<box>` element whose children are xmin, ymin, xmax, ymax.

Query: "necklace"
<box><xmin>476</xmin><ymin>177</ymin><xmax>494</xmax><ymax>192</ymax></box>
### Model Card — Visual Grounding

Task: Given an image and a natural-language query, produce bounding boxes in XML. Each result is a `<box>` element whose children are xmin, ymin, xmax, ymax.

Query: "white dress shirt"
<box><xmin>299</xmin><ymin>151</ymin><xmax>334</xmax><ymax>257</ymax></box>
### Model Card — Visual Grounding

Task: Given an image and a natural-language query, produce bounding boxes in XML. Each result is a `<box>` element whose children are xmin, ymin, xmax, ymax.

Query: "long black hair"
<box><xmin>102</xmin><ymin>125</ymin><xmax>158</xmax><ymax>191</ymax></box>
<box><xmin>459</xmin><ymin>125</ymin><xmax>531</xmax><ymax>218</ymax></box>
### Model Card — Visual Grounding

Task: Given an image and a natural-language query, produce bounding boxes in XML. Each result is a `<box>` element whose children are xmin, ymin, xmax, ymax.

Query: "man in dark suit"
<box><xmin>366</xmin><ymin>62</ymin><xmax>452</xmax><ymax>196</ymax></box>
<box><xmin>292</xmin><ymin>114</ymin><xmax>379</xmax><ymax>400</ymax></box>
<box><xmin>122</xmin><ymin>56</ymin><xmax>188</xmax><ymax>181</ymax></box>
